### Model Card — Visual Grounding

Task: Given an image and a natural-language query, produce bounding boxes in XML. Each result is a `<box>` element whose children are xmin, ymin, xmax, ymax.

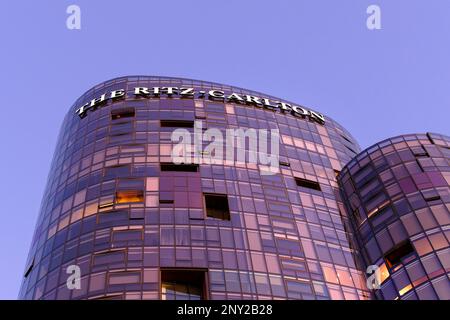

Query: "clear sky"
<box><xmin>0</xmin><ymin>0</ymin><xmax>448</xmax><ymax>299</ymax></box>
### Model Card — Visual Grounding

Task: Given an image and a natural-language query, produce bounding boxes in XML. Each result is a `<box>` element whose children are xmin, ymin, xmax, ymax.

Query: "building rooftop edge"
<box><xmin>68</xmin><ymin>75</ymin><xmax>359</xmax><ymax>146</ymax></box>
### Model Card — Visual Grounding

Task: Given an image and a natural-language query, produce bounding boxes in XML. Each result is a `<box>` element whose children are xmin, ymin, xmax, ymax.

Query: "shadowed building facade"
<box><xmin>19</xmin><ymin>76</ymin><xmax>371</xmax><ymax>300</ymax></box>
<box><xmin>338</xmin><ymin>133</ymin><xmax>450</xmax><ymax>300</ymax></box>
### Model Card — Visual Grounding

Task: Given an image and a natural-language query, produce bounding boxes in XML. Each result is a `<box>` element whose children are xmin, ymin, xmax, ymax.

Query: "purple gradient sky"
<box><xmin>0</xmin><ymin>0</ymin><xmax>449</xmax><ymax>299</ymax></box>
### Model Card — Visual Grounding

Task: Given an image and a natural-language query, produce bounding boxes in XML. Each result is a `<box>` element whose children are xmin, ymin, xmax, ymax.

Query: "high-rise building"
<box><xmin>338</xmin><ymin>133</ymin><xmax>450</xmax><ymax>300</ymax></box>
<box><xmin>19</xmin><ymin>76</ymin><xmax>449</xmax><ymax>300</ymax></box>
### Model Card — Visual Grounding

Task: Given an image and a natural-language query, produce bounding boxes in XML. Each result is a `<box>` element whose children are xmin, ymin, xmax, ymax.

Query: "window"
<box><xmin>422</xmin><ymin>189</ymin><xmax>441</xmax><ymax>202</ymax></box>
<box><xmin>379</xmin><ymin>263</ymin><xmax>390</xmax><ymax>284</ymax></box>
<box><xmin>160</xmin><ymin>120</ymin><xmax>194</xmax><ymax>128</ymax></box>
<box><xmin>98</xmin><ymin>202</ymin><xmax>114</xmax><ymax>209</ymax></box>
<box><xmin>115</xmin><ymin>190</ymin><xmax>144</xmax><ymax>204</ymax></box>
<box><xmin>93</xmin><ymin>294</ymin><xmax>124</xmax><ymax>300</ymax></box>
<box><xmin>161</xmin><ymin>163</ymin><xmax>199</xmax><ymax>172</ymax></box>
<box><xmin>367</xmin><ymin>199</ymin><xmax>390</xmax><ymax>219</ymax></box>
<box><xmin>111</xmin><ymin>107</ymin><xmax>135</xmax><ymax>120</ymax></box>
<box><xmin>120</xmin><ymin>145</ymin><xmax>145</xmax><ymax>154</ymax></box>
<box><xmin>279</xmin><ymin>161</ymin><xmax>290</xmax><ymax>167</ymax></box>
<box><xmin>384</xmin><ymin>240</ymin><xmax>415</xmax><ymax>268</ymax></box>
<box><xmin>161</xmin><ymin>269</ymin><xmax>207</xmax><ymax>300</ymax></box>
<box><xmin>295</xmin><ymin>178</ymin><xmax>321</xmax><ymax>191</ymax></box>
<box><xmin>340</xmin><ymin>134</ymin><xmax>352</xmax><ymax>143</ymax></box>
<box><xmin>24</xmin><ymin>258</ymin><xmax>34</xmax><ymax>278</ymax></box>
<box><xmin>425</xmin><ymin>195</ymin><xmax>441</xmax><ymax>202</ymax></box>
<box><xmin>108</xmin><ymin>271</ymin><xmax>141</xmax><ymax>285</ymax></box>
<box><xmin>204</xmin><ymin>193</ymin><xmax>230</xmax><ymax>220</ymax></box>
<box><xmin>345</xmin><ymin>145</ymin><xmax>357</xmax><ymax>154</ymax></box>
<box><xmin>351</xmin><ymin>208</ymin><xmax>363</xmax><ymax>224</ymax></box>
<box><xmin>110</xmin><ymin>122</ymin><xmax>133</xmax><ymax>136</ymax></box>
<box><xmin>411</xmin><ymin>146</ymin><xmax>428</xmax><ymax>157</ymax></box>
<box><xmin>104</xmin><ymin>165</ymin><xmax>131</xmax><ymax>178</ymax></box>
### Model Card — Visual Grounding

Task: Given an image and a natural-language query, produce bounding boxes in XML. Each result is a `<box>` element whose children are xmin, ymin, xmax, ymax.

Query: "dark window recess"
<box><xmin>24</xmin><ymin>259</ymin><xmax>34</xmax><ymax>278</ymax></box>
<box><xmin>205</xmin><ymin>193</ymin><xmax>230</xmax><ymax>220</ymax></box>
<box><xmin>161</xmin><ymin>269</ymin><xmax>207</xmax><ymax>300</ymax></box>
<box><xmin>161</xmin><ymin>163</ymin><xmax>199</xmax><ymax>172</ymax></box>
<box><xmin>295</xmin><ymin>178</ymin><xmax>321</xmax><ymax>191</ymax></box>
<box><xmin>426</xmin><ymin>133</ymin><xmax>435</xmax><ymax>144</ymax></box>
<box><xmin>411</xmin><ymin>146</ymin><xmax>429</xmax><ymax>157</ymax></box>
<box><xmin>345</xmin><ymin>145</ymin><xmax>357</xmax><ymax>154</ymax></box>
<box><xmin>384</xmin><ymin>241</ymin><xmax>415</xmax><ymax>268</ymax></box>
<box><xmin>352</xmin><ymin>208</ymin><xmax>361</xmax><ymax>222</ymax></box>
<box><xmin>279</xmin><ymin>161</ymin><xmax>290</xmax><ymax>167</ymax></box>
<box><xmin>130</xmin><ymin>210</ymin><xmax>145</xmax><ymax>220</ymax></box>
<box><xmin>340</xmin><ymin>134</ymin><xmax>353</xmax><ymax>143</ymax></box>
<box><xmin>111</xmin><ymin>107</ymin><xmax>135</xmax><ymax>120</ymax></box>
<box><xmin>424</xmin><ymin>194</ymin><xmax>441</xmax><ymax>202</ymax></box>
<box><xmin>110</xmin><ymin>131</ymin><xmax>131</xmax><ymax>137</ymax></box>
<box><xmin>159</xmin><ymin>191</ymin><xmax>174</xmax><ymax>204</ymax></box>
<box><xmin>160</xmin><ymin>120</ymin><xmax>194</xmax><ymax>128</ymax></box>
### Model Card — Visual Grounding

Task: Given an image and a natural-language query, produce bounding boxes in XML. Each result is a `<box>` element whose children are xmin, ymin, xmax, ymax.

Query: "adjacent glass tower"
<box><xmin>19</xmin><ymin>76</ymin><xmax>371</xmax><ymax>300</ymax></box>
<box><xmin>338</xmin><ymin>133</ymin><xmax>450</xmax><ymax>300</ymax></box>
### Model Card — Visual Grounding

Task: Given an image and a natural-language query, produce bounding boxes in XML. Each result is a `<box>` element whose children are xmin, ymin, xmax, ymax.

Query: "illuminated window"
<box><xmin>295</xmin><ymin>178</ymin><xmax>321</xmax><ymax>191</ymax></box>
<box><xmin>379</xmin><ymin>263</ymin><xmax>390</xmax><ymax>283</ymax></box>
<box><xmin>120</xmin><ymin>144</ymin><xmax>145</xmax><ymax>154</ymax></box>
<box><xmin>111</xmin><ymin>107</ymin><xmax>135</xmax><ymax>120</ymax></box>
<box><xmin>399</xmin><ymin>284</ymin><xmax>413</xmax><ymax>297</ymax></box>
<box><xmin>161</xmin><ymin>163</ymin><xmax>199</xmax><ymax>172</ymax></box>
<box><xmin>115</xmin><ymin>190</ymin><xmax>144</xmax><ymax>204</ymax></box>
<box><xmin>160</xmin><ymin>120</ymin><xmax>194</xmax><ymax>128</ymax></box>
<box><xmin>367</xmin><ymin>201</ymin><xmax>390</xmax><ymax>219</ymax></box>
<box><xmin>204</xmin><ymin>193</ymin><xmax>230</xmax><ymax>220</ymax></box>
<box><xmin>384</xmin><ymin>240</ymin><xmax>415</xmax><ymax>268</ymax></box>
<box><xmin>161</xmin><ymin>269</ymin><xmax>206</xmax><ymax>300</ymax></box>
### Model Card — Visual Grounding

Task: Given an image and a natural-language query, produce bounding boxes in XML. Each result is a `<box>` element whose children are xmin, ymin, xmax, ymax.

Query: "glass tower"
<box><xmin>22</xmin><ymin>76</ymin><xmax>448</xmax><ymax>300</ymax></box>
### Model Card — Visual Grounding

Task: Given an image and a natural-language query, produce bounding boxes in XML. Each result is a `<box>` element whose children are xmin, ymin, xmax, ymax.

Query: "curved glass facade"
<box><xmin>19</xmin><ymin>76</ymin><xmax>371</xmax><ymax>300</ymax></box>
<box><xmin>338</xmin><ymin>133</ymin><xmax>450</xmax><ymax>300</ymax></box>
